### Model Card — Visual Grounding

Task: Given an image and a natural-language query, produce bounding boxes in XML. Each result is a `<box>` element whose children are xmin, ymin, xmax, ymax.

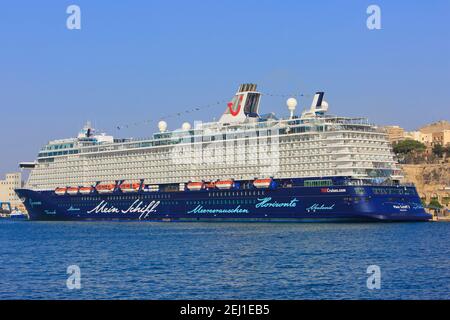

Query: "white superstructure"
<box><xmin>24</xmin><ymin>84</ymin><xmax>401</xmax><ymax>190</ymax></box>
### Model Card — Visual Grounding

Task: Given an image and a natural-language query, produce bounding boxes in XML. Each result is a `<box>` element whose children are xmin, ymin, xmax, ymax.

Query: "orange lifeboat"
<box><xmin>79</xmin><ymin>186</ymin><xmax>94</xmax><ymax>195</ymax></box>
<box><xmin>67</xmin><ymin>187</ymin><xmax>79</xmax><ymax>195</ymax></box>
<box><xmin>55</xmin><ymin>187</ymin><xmax>67</xmax><ymax>196</ymax></box>
<box><xmin>96</xmin><ymin>184</ymin><xmax>116</xmax><ymax>194</ymax></box>
<box><xmin>253</xmin><ymin>178</ymin><xmax>273</xmax><ymax>189</ymax></box>
<box><xmin>216</xmin><ymin>180</ymin><xmax>234</xmax><ymax>190</ymax></box>
<box><xmin>120</xmin><ymin>182</ymin><xmax>140</xmax><ymax>193</ymax></box>
<box><xmin>187</xmin><ymin>182</ymin><xmax>204</xmax><ymax>191</ymax></box>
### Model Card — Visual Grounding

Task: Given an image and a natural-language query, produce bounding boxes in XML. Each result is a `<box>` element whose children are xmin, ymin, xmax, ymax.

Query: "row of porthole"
<box><xmin>187</xmin><ymin>199</ymin><xmax>257</xmax><ymax>206</ymax></box>
<box><xmin>208</xmin><ymin>191</ymin><xmax>265</xmax><ymax>197</ymax></box>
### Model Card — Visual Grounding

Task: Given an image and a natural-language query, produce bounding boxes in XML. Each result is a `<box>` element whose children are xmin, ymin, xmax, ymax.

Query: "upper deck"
<box><xmin>25</xmin><ymin>84</ymin><xmax>400</xmax><ymax>190</ymax></box>
<box><xmin>36</xmin><ymin>96</ymin><xmax>385</xmax><ymax>161</ymax></box>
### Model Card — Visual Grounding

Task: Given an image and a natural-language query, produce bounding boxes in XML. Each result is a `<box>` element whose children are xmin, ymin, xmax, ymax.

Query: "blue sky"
<box><xmin>0</xmin><ymin>0</ymin><xmax>449</xmax><ymax>177</ymax></box>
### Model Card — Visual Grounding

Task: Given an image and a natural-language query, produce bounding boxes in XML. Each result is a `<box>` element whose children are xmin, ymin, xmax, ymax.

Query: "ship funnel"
<box><xmin>301</xmin><ymin>91</ymin><xmax>329</xmax><ymax>119</ymax></box>
<box><xmin>310</xmin><ymin>92</ymin><xmax>324</xmax><ymax>109</ymax></box>
<box><xmin>219</xmin><ymin>84</ymin><xmax>261</xmax><ymax>124</ymax></box>
<box><xmin>310</xmin><ymin>92</ymin><xmax>328</xmax><ymax>114</ymax></box>
<box><xmin>78</xmin><ymin>121</ymin><xmax>94</xmax><ymax>139</ymax></box>
<box><xmin>238</xmin><ymin>83</ymin><xmax>258</xmax><ymax>93</ymax></box>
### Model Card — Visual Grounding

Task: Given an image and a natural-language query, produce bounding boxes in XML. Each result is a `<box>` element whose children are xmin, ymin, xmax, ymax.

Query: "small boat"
<box><xmin>96</xmin><ymin>184</ymin><xmax>116</xmax><ymax>194</ymax></box>
<box><xmin>9</xmin><ymin>211</ymin><xmax>28</xmax><ymax>220</ymax></box>
<box><xmin>187</xmin><ymin>182</ymin><xmax>204</xmax><ymax>191</ymax></box>
<box><xmin>67</xmin><ymin>187</ymin><xmax>79</xmax><ymax>195</ymax></box>
<box><xmin>55</xmin><ymin>187</ymin><xmax>67</xmax><ymax>195</ymax></box>
<box><xmin>79</xmin><ymin>186</ymin><xmax>94</xmax><ymax>195</ymax></box>
<box><xmin>253</xmin><ymin>178</ymin><xmax>273</xmax><ymax>189</ymax></box>
<box><xmin>120</xmin><ymin>182</ymin><xmax>141</xmax><ymax>193</ymax></box>
<box><xmin>216</xmin><ymin>180</ymin><xmax>234</xmax><ymax>190</ymax></box>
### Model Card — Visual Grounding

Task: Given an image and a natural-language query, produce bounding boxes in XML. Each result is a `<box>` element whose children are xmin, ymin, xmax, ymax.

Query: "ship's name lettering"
<box><xmin>393</xmin><ymin>204</ymin><xmax>410</xmax><ymax>210</ymax></box>
<box><xmin>87</xmin><ymin>200</ymin><xmax>160</xmax><ymax>215</ymax></box>
<box><xmin>255</xmin><ymin>197</ymin><xmax>298</xmax><ymax>208</ymax></box>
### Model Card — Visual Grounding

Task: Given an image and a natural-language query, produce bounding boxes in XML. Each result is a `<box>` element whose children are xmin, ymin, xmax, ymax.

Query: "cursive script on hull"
<box><xmin>187</xmin><ymin>205</ymin><xmax>249</xmax><ymax>214</ymax></box>
<box><xmin>306</xmin><ymin>203</ymin><xmax>335</xmax><ymax>213</ymax></box>
<box><xmin>255</xmin><ymin>197</ymin><xmax>299</xmax><ymax>208</ymax></box>
<box><xmin>86</xmin><ymin>199</ymin><xmax>160</xmax><ymax>219</ymax></box>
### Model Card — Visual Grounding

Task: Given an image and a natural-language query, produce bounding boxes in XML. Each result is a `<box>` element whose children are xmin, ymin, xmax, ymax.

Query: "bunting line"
<box><xmin>114</xmin><ymin>92</ymin><xmax>311</xmax><ymax>131</ymax></box>
<box><xmin>115</xmin><ymin>99</ymin><xmax>229</xmax><ymax>131</ymax></box>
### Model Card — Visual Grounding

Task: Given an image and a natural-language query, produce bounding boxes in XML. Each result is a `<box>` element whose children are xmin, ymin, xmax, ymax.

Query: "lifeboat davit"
<box><xmin>79</xmin><ymin>187</ymin><xmax>94</xmax><ymax>195</ymax></box>
<box><xmin>253</xmin><ymin>178</ymin><xmax>273</xmax><ymax>189</ymax></box>
<box><xmin>96</xmin><ymin>184</ymin><xmax>116</xmax><ymax>194</ymax></box>
<box><xmin>215</xmin><ymin>180</ymin><xmax>234</xmax><ymax>190</ymax></box>
<box><xmin>187</xmin><ymin>182</ymin><xmax>204</xmax><ymax>191</ymax></box>
<box><xmin>55</xmin><ymin>187</ymin><xmax>67</xmax><ymax>196</ymax></box>
<box><xmin>120</xmin><ymin>182</ymin><xmax>140</xmax><ymax>193</ymax></box>
<box><xmin>67</xmin><ymin>187</ymin><xmax>79</xmax><ymax>195</ymax></box>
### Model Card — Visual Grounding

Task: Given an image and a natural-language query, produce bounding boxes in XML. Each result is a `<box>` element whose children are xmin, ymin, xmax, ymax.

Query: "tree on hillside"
<box><xmin>432</xmin><ymin>144</ymin><xmax>445</xmax><ymax>158</ymax></box>
<box><xmin>429</xmin><ymin>198</ymin><xmax>443</xmax><ymax>209</ymax></box>
<box><xmin>393</xmin><ymin>139</ymin><xmax>426</xmax><ymax>155</ymax></box>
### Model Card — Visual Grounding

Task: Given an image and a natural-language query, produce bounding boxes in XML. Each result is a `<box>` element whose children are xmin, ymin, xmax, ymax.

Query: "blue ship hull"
<box><xmin>16</xmin><ymin>183</ymin><xmax>432</xmax><ymax>222</ymax></box>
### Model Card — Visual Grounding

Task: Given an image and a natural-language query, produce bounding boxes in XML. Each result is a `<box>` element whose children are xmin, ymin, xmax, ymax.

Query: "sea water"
<box><xmin>0</xmin><ymin>220</ymin><xmax>448</xmax><ymax>299</ymax></box>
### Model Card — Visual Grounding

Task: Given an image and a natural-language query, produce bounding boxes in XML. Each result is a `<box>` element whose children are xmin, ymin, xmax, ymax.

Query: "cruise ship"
<box><xmin>16</xmin><ymin>84</ymin><xmax>431</xmax><ymax>221</ymax></box>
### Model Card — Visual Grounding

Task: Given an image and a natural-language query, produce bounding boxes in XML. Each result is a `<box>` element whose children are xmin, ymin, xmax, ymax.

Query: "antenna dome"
<box><xmin>182</xmin><ymin>122</ymin><xmax>191</xmax><ymax>131</ymax></box>
<box><xmin>158</xmin><ymin>121</ymin><xmax>167</xmax><ymax>133</ymax></box>
<box><xmin>286</xmin><ymin>98</ymin><xmax>298</xmax><ymax>110</ymax></box>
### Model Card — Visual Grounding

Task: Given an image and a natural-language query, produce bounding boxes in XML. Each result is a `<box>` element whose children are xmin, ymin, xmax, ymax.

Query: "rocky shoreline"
<box><xmin>401</xmin><ymin>163</ymin><xmax>450</xmax><ymax>218</ymax></box>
